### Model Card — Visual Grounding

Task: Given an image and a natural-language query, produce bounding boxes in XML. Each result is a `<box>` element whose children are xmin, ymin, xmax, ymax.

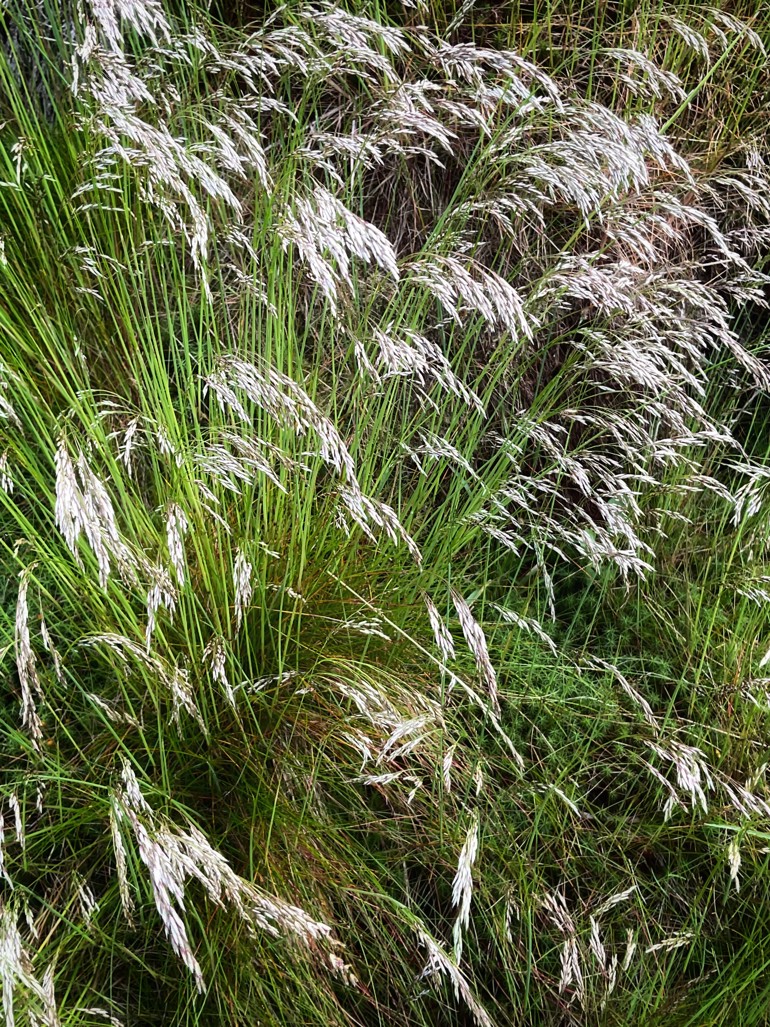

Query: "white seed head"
<box><xmin>727</xmin><ymin>838</ymin><xmax>741</xmax><ymax>892</ymax></box>
<box><xmin>451</xmin><ymin>814</ymin><xmax>479</xmax><ymax>960</ymax></box>
<box><xmin>233</xmin><ymin>547</ymin><xmax>253</xmax><ymax>630</ymax></box>
<box><xmin>165</xmin><ymin>503</ymin><xmax>189</xmax><ymax>586</ymax></box>
<box><xmin>15</xmin><ymin>568</ymin><xmax>42</xmax><ymax>747</ymax></box>
<box><xmin>451</xmin><ymin>592</ymin><xmax>499</xmax><ymax>715</ymax></box>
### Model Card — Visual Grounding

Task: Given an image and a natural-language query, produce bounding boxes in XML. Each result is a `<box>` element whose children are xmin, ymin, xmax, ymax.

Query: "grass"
<box><xmin>0</xmin><ymin>0</ymin><xmax>769</xmax><ymax>1024</ymax></box>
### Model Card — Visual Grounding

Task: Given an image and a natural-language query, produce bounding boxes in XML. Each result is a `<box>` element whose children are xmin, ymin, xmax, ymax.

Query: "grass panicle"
<box><xmin>0</xmin><ymin>0</ymin><xmax>769</xmax><ymax>1024</ymax></box>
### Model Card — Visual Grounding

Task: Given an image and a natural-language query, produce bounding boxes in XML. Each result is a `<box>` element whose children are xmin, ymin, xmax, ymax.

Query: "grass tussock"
<box><xmin>1</xmin><ymin>0</ymin><xmax>770</xmax><ymax>1024</ymax></box>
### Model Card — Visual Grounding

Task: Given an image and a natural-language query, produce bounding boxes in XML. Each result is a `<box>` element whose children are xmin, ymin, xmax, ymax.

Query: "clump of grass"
<box><xmin>0</xmin><ymin>0</ymin><xmax>769</xmax><ymax>1024</ymax></box>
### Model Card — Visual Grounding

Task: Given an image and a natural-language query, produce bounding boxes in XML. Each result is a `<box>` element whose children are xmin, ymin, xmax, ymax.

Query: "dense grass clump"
<box><xmin>1</xmin><ymin>1</ymin><xmax>770</xmax><ymax>1024</ymax></box>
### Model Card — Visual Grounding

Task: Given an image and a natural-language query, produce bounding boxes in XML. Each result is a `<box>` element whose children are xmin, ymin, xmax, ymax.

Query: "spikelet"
<box><xmin>593</xmin><ymin>885</ymin><xmax>638</xmax><ymax>919</ymax></box>
<box><xmin>5</xmin><ymin>797</ymin><xmax>22</xmax><ymax>859</ymax></box>
<box><xmin>451</xmin><ymin>814</ymin><xmax>479</xmax><ymax>960</ymax></box>
<box><xmin>542</xmin><ymin>891</ymin><xmax>584</xmax><ymax>1008</ymax></box>
<box><xmin>408</xmin><ymin>254</ymin><xmax>532</xmax><ymax>340</ymax></box>
<box><xmin>113</xmin><ymin>763</ymin><xmax>347</xmax><ymax>991</ymax></box>
<box><xmin>424</xmin><ymin>594</ymin><xmax>456</xmax><ymax>663</ymax></box>
<box><xmin>15</xmin><ymin>568</ymin><xmax>43</xmax><ymax>748</ymax></box>
<box><xmin>82</xmin><ymin>634</ymin><xmax>202</xmax><ymax>730</ymax></box>
<box><xmin>416</xmin><ymin>927</ymin><xmax>493</xmax><ymax>1027</ymax></box>
<box><xmin>451</xmin><ymin>592</ymin><xmax>499</xmax><ymax>715</ymax></box>
<box><xmin>164</xmin><ymin>503</ymin><xmax>189</xmax><ymax>586</ymax></box>
<box><xmin>204</xmin><ymin>635</ymin><xmax>235</xmax><ymax>708</ymax></box>
<box><xmin>233</xmin><ymin>547</ymin><xmax>253</xmax><ymax>630</ymax></box>
<box><xmin>585</xmin><ymin>656</ymin><xmax>658</xmax><ymax>729</ymax></box>
<box><xmin>109</xmin><ymin>798</ymin><xmax>135</xmax><ymax>923</ymax></box>
<box><xmin>117</xmin><ymin>417</ymin><xmax>140</xmax><ymax>477</ymax></box>
<box><xmin>645</xmin><ymin>932</ymin><xmax>693</xmax><ymax>955</ymax></box>
<box><xmin>78</xmin><ymin>1010</ymin><xmax>124</xmax><ymax>1027</ymax></box>
<box><xmin>0</xmin><ymin>902</ymin><xmax>60</xmax><ymax>1027</ymax></box>
<box><xmin>727</xmin><ymin>838</ymin><xmax>741</xmax><ymax>893</ymax></box>
<box><xmin>0</xmin><ymin>453</ymin><xmax>12</xmax><ymax>495</ymax></box>
<box><xmin>277</xmin><ymin>185</ymin><xmax>398</xmax><ymax>310</ymax></box>
<box><xmin>443</xmin><ymin>744</ymin><xmax>456</xmax><ymax>793</ymax></box>
<box><xmin>54</xmin><ymin>437</ymin><xmax>136</xmax><ymax>588</ymax></box>
<box><xmin>0</xmin><ymin>364</ymin><xmax>22</xmax><ymax>431</ymax></box>
<box><xmin>338</xmin><ymin>485</ymin><xmax>422</xmax><ymax>563</ymax></box>
<box><xmin>115</xmin><ymin>773</ymin><xmax>206</xmax><ymax>991</ymax></box>
<box><xmin>355</xmin><ymin>325</ymin><xmax>484</xmax><ymax>413</ymax></box>
<box><xmin>77</xmin><ymin>0</ymin><xmax>171</xmax><ymax>55</ymax></box>
<box><xmin>601</xmin><ymin>48</ymin><xmax>685</xmax><ymax>101</ymax></box>
<box><xmin>647</xmin><ymin>740</ymin><xmax>714</xmax><ymax>815</ymax></box>
<box><xmin>145</xmin><ymin>564</ymin><xmax>177</xmax><ymax>650</ymax></box>
<box><xmin>490</xmin><ymin>604</ymin><xmax>557</xmax><ymax>655</ymax></box>
<box><xmin>589</xmin><ymin>916</ymin><xmax>606</xmax><ymax>973</ymax></box>
<box><xmin>205</xmin><ymin>356</ymin><xmax>356</xmax><ymax>481</ymax></box>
